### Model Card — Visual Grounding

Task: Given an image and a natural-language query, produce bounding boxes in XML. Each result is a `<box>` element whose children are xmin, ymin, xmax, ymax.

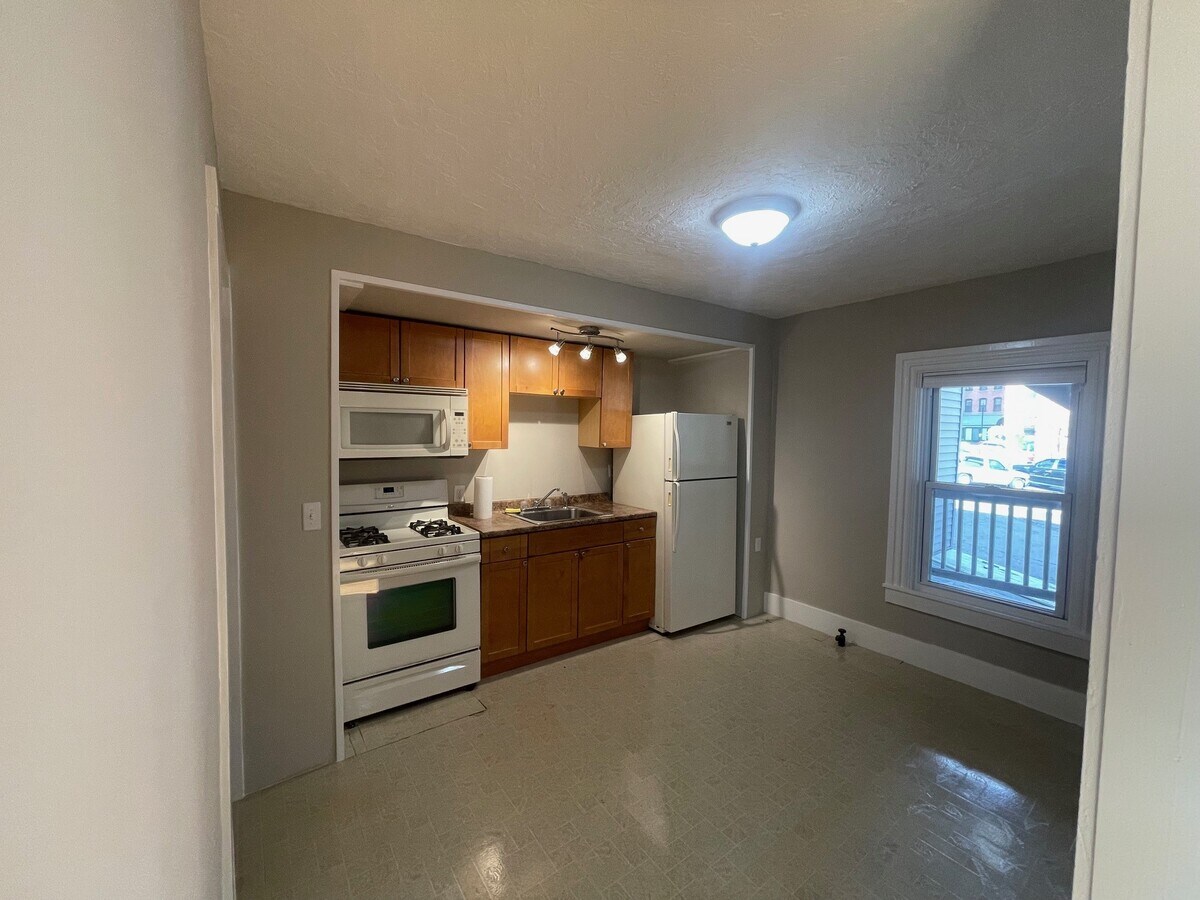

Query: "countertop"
<box><xmin>449</xmin><ymin>498</ymin><xmax>655</xmax><ymax>537</ymax></box>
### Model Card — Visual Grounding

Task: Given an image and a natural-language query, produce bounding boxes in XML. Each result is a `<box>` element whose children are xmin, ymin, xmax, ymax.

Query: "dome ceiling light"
<box><xmin>713</xmin><ymin>195</ymin><xmax>800</xmax><ymax>247</ymax></box>
<box><xmin>548</xmin><ymin>326</ymin><xmax>629</xmax><ymax>363</ymax></box>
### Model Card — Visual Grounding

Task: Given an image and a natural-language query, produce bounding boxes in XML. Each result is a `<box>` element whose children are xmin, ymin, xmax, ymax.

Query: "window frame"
<box><xmin>884</xmin><ymin>333</ymin><xmax>1109</xmax><ymax>658</ymax></box>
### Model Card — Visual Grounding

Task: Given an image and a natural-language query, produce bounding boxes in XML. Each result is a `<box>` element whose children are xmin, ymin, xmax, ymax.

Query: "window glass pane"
<box><xmin>927</xmin><ymin>380</ymin><xmax>1074</xmax><ymax>615</ymax></box>
<box><xmin>349</xmin><ymin>410</ymin><xmax>435</xmax><ymax>446</ymax></box>
<box><xmin>927</xmin><ymin>488</ymin><xmax>1066</xmax><ymax>614</ymax></box>
<box><xmin>932</xmin><ymin>383</ymin><xmax>1073</xmax><ymax>490</ymax></box>
<box><xmin>366</xmin><ymin>578</ymin><xmax>456</xmax><ymax>648</ymax></box>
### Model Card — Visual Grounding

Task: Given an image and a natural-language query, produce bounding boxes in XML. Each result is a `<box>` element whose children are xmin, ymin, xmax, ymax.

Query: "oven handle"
<box><xmin>341</xmin><ymin>552</ymin><xmax>481</xmax><ymax>584</ymax></box>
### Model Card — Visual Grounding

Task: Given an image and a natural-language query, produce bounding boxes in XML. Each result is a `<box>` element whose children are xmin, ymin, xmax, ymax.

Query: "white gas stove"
<box><xmin>337</xmin><ymin>479</ymin><xmax>481</xmax><ymax>723</ymax></box>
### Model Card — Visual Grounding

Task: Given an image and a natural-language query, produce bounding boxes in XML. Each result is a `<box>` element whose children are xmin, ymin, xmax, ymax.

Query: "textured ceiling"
<box><xmin>200</xmin><ymin>0</ymin><xmax>1128</xmax><ymax>317</ymax></box>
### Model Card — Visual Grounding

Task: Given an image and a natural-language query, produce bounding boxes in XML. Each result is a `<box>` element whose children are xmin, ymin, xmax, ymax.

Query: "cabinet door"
<box><xmin>339</xmin><ymin>312</ymin><xmax>399</xmax><ymax>384</ymax></box>
<box><xmin>599</xmin><ymin>349</ymin><xmax>633</xmax><ymax>447</ymax></box>
<box><xmin>556</xmin><ymin>345</ymin><xmax>602</xmax><ymax>398</ymax></box>
<box><xmin>509</xmin><ymin>336</ymin><xmax>558</xmax><ymax>395</ymax></box>
<box><xmin>578</xmin><ymin>543</ymin><xmax>624</xmax><ymax>636</ymax></box>
<box><xmin>464</xmin><ymin>330</ymin><xmax>509</xmax><ymax>449</ymax></box>
<box><xmin>623</xmin><ymin>538</ymin><xmax>655</xmax><ymax>622</ymax></box>
<box><xmin>399</xmin><ymin>321</ymin><xmax>465</xmax><ymax>388</ymax></box>
<box><xmin>526</xmin><ymin>550</ymin><xmax>578</xmax><ymax>650</ymax></box>
<box><xmin>482</xmin><ymin>559</ymin><xmax>525</xmax><ymax>664</ymax></box>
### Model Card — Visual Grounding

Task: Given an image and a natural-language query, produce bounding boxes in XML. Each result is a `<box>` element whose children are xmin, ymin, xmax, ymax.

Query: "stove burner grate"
<box><xmin>340</xmin><ymin>526</ymin><xmax>390</xmax><ymax>548</ymax></box>
<box><xmin>409</xmin><ymin>519</ymin><xmax>464</xmax><ymax>538</ymax></box>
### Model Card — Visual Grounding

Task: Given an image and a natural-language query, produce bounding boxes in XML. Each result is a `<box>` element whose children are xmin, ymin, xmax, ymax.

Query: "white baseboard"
<box><xmin>764</xmin><ymin>592</ymin><xmax>1086</xmax><ymax>725</ymax></box>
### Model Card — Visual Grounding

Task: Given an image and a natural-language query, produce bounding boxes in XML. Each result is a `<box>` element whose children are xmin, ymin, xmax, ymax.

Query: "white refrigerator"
<box><xmin>613</xmin><ymin>413</ymin><xmax>738</xmax><ymax>633</ymax></box>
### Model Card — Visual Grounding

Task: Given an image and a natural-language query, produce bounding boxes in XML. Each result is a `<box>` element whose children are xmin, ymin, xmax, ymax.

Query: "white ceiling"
<box><xmin>200</xmin><ymin>0</ymin><xmax>1128</xmax><ymax>318</ymax></box>
<box><xmin>345</xmin><ymin>283</ymin><xmax>729</xmax><ymax>360</ymax></box>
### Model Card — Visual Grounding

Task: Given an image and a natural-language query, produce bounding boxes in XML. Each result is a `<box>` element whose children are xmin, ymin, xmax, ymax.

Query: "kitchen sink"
<box><xmin>514</xmin><ymin>506</ymin><xmax>610</xmax><ymax>524</ymax></box>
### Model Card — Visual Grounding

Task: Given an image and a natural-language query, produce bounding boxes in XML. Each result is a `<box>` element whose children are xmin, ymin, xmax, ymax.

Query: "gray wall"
<box><xmin>223</xmin><ymin>192</ymin><xmax>778</xmax><ymax>793</ymax></box>
<box><xmin>1</xmin><ymin>1</ymin><xmax>224</xmax><ymax>895</ymax></box>
<box><xmin>770</xmin><ymin>253</ymin><xmax>1115</xmax><ymax>692</ymax></box>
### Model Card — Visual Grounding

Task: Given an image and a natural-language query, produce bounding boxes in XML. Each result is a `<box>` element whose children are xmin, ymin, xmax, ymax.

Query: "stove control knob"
<box><xmin>436</xmin><ymin>546</ymin><xmax>446</xmax><ymax>558</ymax></box>
<box><xmin>356</xmin><ymin>556</ymin><xmax>372</xmax><ymax>568</ymax></box>
<box><xmin>453</xmin><ymin>544</ymin><xmax>464</xmax><ymax>555</ymax></box>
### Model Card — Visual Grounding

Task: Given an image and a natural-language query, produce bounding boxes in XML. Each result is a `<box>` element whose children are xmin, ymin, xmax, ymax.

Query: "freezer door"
<box><xmin>661</xmin><ymin>477</ymin><xmax>737</xmax><ymax>632</ymax></box>
<box><xmin>667</xmin><ymin>413</ymin><xmax>738</xmax><ymax>481</ymax></box>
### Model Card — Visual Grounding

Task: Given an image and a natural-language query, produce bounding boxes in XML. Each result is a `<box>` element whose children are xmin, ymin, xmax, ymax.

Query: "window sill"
<box><xmin>884</xmin><ymin>583</ymin><xmax>1091</xmax><ymax>658</ymax></box>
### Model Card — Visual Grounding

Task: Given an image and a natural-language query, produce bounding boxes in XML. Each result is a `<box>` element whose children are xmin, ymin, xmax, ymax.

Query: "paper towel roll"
<box><xmin>473</xmin><ymin>476</ymin><xmax>494</xmax><ymax>519</ymax></box>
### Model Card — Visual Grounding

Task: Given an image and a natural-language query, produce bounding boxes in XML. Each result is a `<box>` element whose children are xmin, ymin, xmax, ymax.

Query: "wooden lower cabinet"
<box><xmin>623</xmin><ymin>538</ymin><xmax>656</xmax><ymax>622</ymax></box>
<box><xmin>525</xmin><ymin>550</ymin><xmax>579</xmax><ymax>651</ymax></box>
<box><xmin>479</xmin><ymin>518</ymin><xmax>655</xmax><ymax>676</ymax></box>
<box><xmin>481</xmin><ymin>558</ymin><xmax>525</xmax><ymax>664</ymax></box>
<box><xmin>578</xmin><ymin>543</ymin><xmax>624</xmax><ymax>635</ymax></box>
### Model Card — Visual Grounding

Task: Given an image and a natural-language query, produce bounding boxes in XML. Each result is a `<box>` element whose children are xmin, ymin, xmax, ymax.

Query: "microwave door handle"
<box><xmin>439</xmin><ymin>411</ymin><xmax>451</xmax><ymax>451</ymax></box>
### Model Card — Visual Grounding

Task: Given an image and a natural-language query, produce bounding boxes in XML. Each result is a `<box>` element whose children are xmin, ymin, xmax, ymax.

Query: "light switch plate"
<box><xmin>302</xmin><ymin>501</ymin><xmax>321</xmax><ymax>531</ymax></box>
<box><xmin>453</xmin><ymin>484</ymin><xmax>466</xmax><ymax>502</ymax></box>
<box><xmin>754</xmin><ymin>537</ymin><xmax>762</xmax><ymax>552</ymax></box>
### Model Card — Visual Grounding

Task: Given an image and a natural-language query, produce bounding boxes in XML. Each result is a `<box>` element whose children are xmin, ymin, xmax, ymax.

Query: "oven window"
<box><xmin>348</xmin><ymin>410</ymin><xmax>435</xmax><ymax>446</ymax></box>
<box><xmin>366</xmin><ymin>578</ymin><xmax>456</xmax><ymax>648</ymax></box>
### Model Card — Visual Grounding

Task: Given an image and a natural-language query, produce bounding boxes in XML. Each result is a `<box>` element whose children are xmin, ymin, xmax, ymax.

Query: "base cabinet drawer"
<box><xmin>526</xmin><ymin>551</ymin><xmax>579</xmax><ymax>650</ymax></box>
<box><xmin>623</xmin><ymin>538</ymin><xmax>656</xmax><ymax>622</ymax></box>
<box><xmin>482</xmin><ymin>559</ymin><xmax>526</xmax><ymax>664</ymax></box>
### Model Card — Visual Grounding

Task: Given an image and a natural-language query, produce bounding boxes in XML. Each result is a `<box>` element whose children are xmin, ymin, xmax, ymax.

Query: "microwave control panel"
<box><xmin>450</xmin><ymin>410</ymin><xmax>468</xmax><ymax>454</ymax></box>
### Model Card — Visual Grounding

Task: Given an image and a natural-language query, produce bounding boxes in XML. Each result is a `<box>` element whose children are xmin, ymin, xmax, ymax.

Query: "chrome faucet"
<box><xmin>527</xmin><ymin>487</ymin><xmax>569</xmax><ymax>510</ymax></box>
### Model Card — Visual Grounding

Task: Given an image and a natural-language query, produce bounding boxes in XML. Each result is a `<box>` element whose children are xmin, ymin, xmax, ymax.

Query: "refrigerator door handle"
<box><xmin>671</xmin><ymin>415</ymin><xmax>680</xmax><ymax>480</ymax></box>
<box><xmin>669</xmin><ymin>485</ymin><xmax>679</xmax><ymax>553</ymax></box>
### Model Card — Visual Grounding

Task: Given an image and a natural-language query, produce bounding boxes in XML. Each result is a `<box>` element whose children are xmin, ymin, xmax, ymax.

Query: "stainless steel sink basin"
<box><xmin>514</xmin><ymin>506</ymin><xmax>610</xmax><ymax>524</ymax></box>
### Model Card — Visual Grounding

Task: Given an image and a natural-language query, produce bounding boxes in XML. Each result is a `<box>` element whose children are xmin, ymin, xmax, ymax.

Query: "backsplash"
<box><xmin>448</xmin><ymin>492</ymin><xmax>609</xmax><ymax>516</ymax></box>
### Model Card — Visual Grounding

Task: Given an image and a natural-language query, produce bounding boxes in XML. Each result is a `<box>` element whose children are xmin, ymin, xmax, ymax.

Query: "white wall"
<box><xmin>1084</xmin><ymin>0</ymin><xmax>1200</xmax><ymax>894</ymax></box>
<box><xmin>0</xmin><ymin>2</ymin><xmax>223</xmax><ymax>896</ymax></box>
<box><xmin>340</xmin><ymin>394</ymin><xmax>610</xmax><ymax>502</ymax></box>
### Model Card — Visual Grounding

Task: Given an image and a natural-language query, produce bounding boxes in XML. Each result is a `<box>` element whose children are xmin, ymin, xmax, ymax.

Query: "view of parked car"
<box><xmin>1014</xmin><ymin>457</ymin><xmax>1068</xmax><ymax>492</ymax></box>
<box><xmin>956</xmin><ymin>454</ymin><xmax>1028</xmax><ymax>489</ymax></box>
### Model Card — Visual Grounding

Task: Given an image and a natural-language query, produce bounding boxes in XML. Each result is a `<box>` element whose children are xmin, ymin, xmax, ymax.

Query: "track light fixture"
<box><xmin>547</xmin><ymin>326</ymin><xmax>630</xmax><ymax>363</ymax></box>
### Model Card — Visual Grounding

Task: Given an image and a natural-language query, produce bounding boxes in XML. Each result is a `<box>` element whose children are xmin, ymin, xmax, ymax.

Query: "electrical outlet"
<box><xmin>453</xmin><ymin>484</ymin><xmax>466</xmax><ymax>502</ymax></box>
<box><xmin>754</xmin><ymin>537</ymin><xmax>762</xmax><ymax>552</ymax></box>
<box><xmin>302</xmin><ymin>501</ymin><xmax>321</xmax><ymax>532</ymax></box>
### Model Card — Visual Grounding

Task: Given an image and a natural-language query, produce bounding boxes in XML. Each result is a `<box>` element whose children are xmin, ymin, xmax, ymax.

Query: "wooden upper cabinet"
<box><xmin>623</xmin><ymin>538</ymin><xmax>656</xmax><ymax>622</ymax></box>
<box><xmin>526</xmin><ymin>551</ymin><xmax>579</xmax><ymax>650</ymax></box>
<box><xmin>464</xmin><ymin>330</ymin><xmax>509</xmax><ymax>450</ymax></box>
<box><xmin>339</xmin><ymin>312</ymin><xmax>399</xmax><ymax>384</ymax></box>
<box><xmin>509</xmin><ymin>337</ymin><xmax>558</xmax><ymax>395</ymax></box>
<box><xmin>579</xmin><ymin>348</ymin><xmax>633</xmax><ymax>448</ymax></box>
<box><xmin>578</xmin><ymin>543</ymin><xmax>624</xmax><ymax>636</ymax></box>
<box><xmin>555</xmin><ymin>347</ymin><xmax>602</xmax><ymax>398</ymax></box>
<box><xmin>399</xmin><ymin>321</ymin><xmax>465</xmax><ymax>388</ymax></box>
<box><xmin>482</xmin><ymin>558</ymin><xmax>526</xmax><ymax>664</ymax></box>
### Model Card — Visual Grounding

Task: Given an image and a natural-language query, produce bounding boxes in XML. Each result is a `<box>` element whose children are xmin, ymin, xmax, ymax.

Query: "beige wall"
<box><xmin>341</xmin><ymin>394</ymin><xmax>611</xmax><ymax>501</ymax></box>
<box><xmin>770</xmin><ymin>253</ymin><xmax>1115</xmax><ymax>692</ymax></box>
<box><xmin>1</xmin><ymin>1</ymin><xmax>223</xmax><ymax>895</ymax></box>
<box><xmin>223</xmin><ymin>192</ymin><xmax>778</xmax><ymax>793</ymax></box>
<box><xmin>1088</xmin><ymin>0</ymin><xmax>1200</xmax><ymax>893</ymax></box>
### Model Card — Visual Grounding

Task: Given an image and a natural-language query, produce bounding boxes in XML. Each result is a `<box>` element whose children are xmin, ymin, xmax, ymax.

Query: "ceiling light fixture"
<box><xmin>547</xmin><ymin>326</ymin><xmax>630</xmax><ymax>364</ymax></box>
<box><xmin>713</xmin><ymin>195</ymin><xmax>799</xmax><ymax>247</ymax></box>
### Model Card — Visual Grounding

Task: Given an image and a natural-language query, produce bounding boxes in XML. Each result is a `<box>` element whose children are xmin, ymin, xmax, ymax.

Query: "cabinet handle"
<box><xmin>402</xmin><ymin>377</ymin><xmax>410</xmax><ymax>384</ymax></box>
<box><xmin>501</xmin><ymin>546</ymin><xmax>509</xmax><ymax>554</ymax></box>
<box><xmin>391</xmin><ymin>377</ymin><xmax>400</xmax><ymax>383</ymax></box>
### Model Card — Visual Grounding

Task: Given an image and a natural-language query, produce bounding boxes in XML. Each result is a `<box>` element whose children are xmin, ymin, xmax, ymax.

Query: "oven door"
<box><xmin>339</xmin><ymin>389</ymin><xmax>450</xmax><ymax>458</ymax></box>
<box><xmin>340</xmin><ymin>553</ymin><xmax>481</xmax><ymax>683</ymax></box>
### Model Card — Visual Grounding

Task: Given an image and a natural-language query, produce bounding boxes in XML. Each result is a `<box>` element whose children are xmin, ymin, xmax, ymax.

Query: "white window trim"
<box><xmin>884</xmin><ymin>333</ymin><xmax>1109</xmax><ymax>658</ymax></box>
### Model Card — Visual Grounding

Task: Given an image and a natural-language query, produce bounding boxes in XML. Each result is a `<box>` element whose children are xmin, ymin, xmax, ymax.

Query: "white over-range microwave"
<box><xmin>339</xmin><ymin>384</ymin><xmax>469</xmax><ymax>458</ymax></box>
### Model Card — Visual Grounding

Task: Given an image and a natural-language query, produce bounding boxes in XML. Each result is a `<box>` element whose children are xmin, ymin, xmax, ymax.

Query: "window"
<box><xmin>979</xmin><ymin>398</ymin><xmax>988</xmax><ymax>413</ymax></box>
<box><xmin>993</xmin><ymin>397</ymin><xmax>1003</xmax><ymax>414</ymax></box>
<box><xmin>964</xmin><ymin>399</ymin><xmax>973</xmax><ymax>413</ymax></box>
<box><xmin>884</xmin><ymin>334</ymin><xmax>1109</xmax><ymax>657</ymax></box>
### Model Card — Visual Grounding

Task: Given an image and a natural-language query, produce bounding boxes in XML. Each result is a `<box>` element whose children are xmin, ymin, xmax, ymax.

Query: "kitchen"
<box><xmin>333</xmin><ymin>280</ymin><xmax>753</xmax><ymax>748</ymax></box>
